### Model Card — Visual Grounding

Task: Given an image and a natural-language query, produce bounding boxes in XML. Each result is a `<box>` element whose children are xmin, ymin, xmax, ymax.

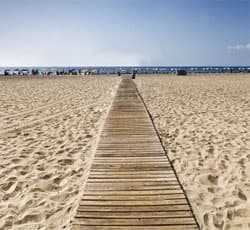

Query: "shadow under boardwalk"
<box><xmin>72</xmin><ymin>77</ymin><xmax>199</xmax><ymax>230</ymax></box>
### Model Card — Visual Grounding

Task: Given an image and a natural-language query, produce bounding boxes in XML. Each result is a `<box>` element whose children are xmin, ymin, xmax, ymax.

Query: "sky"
<box><xmin>0</xmin><ymin>0</ymin><xmax>249</xmax><ymax>66</ymax></box>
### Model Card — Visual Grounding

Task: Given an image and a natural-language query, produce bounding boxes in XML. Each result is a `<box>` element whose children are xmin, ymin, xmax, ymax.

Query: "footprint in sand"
<box><xmin>238</xmin><ymin>189</ymin><xmax>247</xmax><ymax>201</ymax></box>
<box><xmin>199</xmin><ymin>174</ymin><xmax>218</xmax><ymax>186</ymax></box>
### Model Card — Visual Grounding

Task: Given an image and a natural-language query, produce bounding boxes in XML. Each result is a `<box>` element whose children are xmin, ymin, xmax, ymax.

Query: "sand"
<box><xmin>136</xmin><ymin>74</ymin><xmax>250</xmax><ymax>230</ymax></box>
<box><xmin>0</xmin><ymin>75</ymin><xmax>120</xmax><ymax>230</ymax></box>
<box><xmin>1</xmin><ymin>74</ymin><xmax>249</xmax><ymax>230</ymax></box>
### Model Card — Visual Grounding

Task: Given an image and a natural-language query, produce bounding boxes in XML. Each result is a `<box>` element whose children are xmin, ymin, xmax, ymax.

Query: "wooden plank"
<box><xmin>84</xmin><ymin>190</ymin><xmax>184</xmax><ymax>196</ymax></box>
<box><xmin>97</xmin><ymin>144</ymin><xmax>160</xmax><ymax>146</ymax></box>
<box><xmin>79</xmin><ymin>199</ymin><xmax>187</xmax><ymax>206</ymax></box>
<box><xmin>85</xmin><ymin>185</ymin><xmax>181</xmax><ymax>191</ymax></box>
<box><xmin>75</xmin><ymin>210</ymin><xmax>193</xmax><ymax>218</ymax></box>
<box><xmin>88</xmin><ymin>175</ymin><xmax>176</xmax><ymax>179</ymax></box>
<box><xmin>87</xmin><ymin>179</ymin><xmax>178</xmax><ymax>183</ymax></box>
<box><xmin>72</xmin><ymin>225</ymin><xmax>198</xmax><ymax>230</ymax></box>
<box><xmin>95</xmin><ymin>153</ymin><xmax>166</xmax><ymax>157</ymax></box>
<box><xmin>89</xmin><ymin>167</ymin><xmax>173</xmax><ymax>172</ymax></box>
<box><xmin>92</xmin><ymin>160</ymin><xmax>169</xmax><ymax>164</ymax></box>
<box><xmin>94</xmin><ymin>160</ymin><xmax>169</xmax><ymax>165</ymax></box>
<box><xmin>81</xmin><ymin>194</ymin><xmax>186</xmax><ymax>201</ymax></box>
<box><xmin>85</xmin><ymin>181</ymin><xmax>179</xmax><ymax>186</ymax></box>
<box><xmin>73</xmin><ymin>217</ymin><xmax>196</xmax><ymax>225</ymax></box>
<box><xmin>76</xmin><ymin>204</ymin><xmax>191</xmax><ymax>212</ymax></box>
<box><xmin>94</xmin><ymin>156</ymin><xmax>166</xmax><ymax>159</ymax></box>
<box><xmin>91</xmin><ymin>163</ymin><xmax>170</xmax><ymax>168</ymax></box>
<box><xmin>89</xmin><ymin>170</ymin><xmax>174</xmax><ymax>175</ymax></box>
<box><xmin>92</xmin><ymin>161</ymin><xmax>170</xmax><ymax>164</ymax></box>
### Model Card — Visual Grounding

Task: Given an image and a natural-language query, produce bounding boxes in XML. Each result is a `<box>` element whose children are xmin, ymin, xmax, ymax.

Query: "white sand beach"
<box><xmin>0</xmin><ymin>76</ymin><xmax>120</xmax><ymax>229</ymax></box>
<box><xmin>136</xmin><ymin>74</ymin><xmax>250</xmax><ymax>230</ymax></box>
<box><xmin>0</xmin><ymin>74</ymin><xmax>250</xmax><ymax>230</ymax></box>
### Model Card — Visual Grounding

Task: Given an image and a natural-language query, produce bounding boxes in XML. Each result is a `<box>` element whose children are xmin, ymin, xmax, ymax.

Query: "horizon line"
<box><xmin>1</xmin><ymin>65</ymin><xmax>250</xmax><ymax>68</ymax></box>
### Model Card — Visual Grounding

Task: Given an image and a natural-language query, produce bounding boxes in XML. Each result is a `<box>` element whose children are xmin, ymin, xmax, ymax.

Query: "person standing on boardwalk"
<box><xmin>132</xmin><ymin>70</ymin><xmax>136</xmax><ymax>79</ymax></box>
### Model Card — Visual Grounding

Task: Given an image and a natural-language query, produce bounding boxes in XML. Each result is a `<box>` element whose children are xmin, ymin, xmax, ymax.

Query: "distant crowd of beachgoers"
<box><xmin>1</xmin><ymin>68</ymin><xmax>94</xmax><ymax>76</ymax></box>
<box><xmin>0</xmin><ymin>66</ymin><xmax>250</xmax><ymax>76</ymax></box>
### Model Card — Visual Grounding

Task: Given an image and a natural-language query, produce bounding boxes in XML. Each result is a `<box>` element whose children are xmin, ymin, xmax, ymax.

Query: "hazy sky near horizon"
<box><xmin>0</xmin><ymin>0</ymin><xmax>249</xmax><ymax>66</ymax></box>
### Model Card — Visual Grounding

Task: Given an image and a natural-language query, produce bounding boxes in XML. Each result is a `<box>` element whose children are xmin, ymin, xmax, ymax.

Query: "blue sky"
<box><xmin>0</xmin><ymin>0</ymin><xmax>249</xmax><ymax>66</ymax></box>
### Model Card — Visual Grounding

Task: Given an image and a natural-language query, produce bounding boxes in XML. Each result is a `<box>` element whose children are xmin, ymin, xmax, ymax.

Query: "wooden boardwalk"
<box><xmin>72</xmin><ymin>77</ymin><xmax>199</xmax><ymax>230</ymax></box>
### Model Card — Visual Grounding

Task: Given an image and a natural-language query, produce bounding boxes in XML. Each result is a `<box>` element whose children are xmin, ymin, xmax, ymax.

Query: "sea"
<box><xmin>0</xmin><ymin>66</ymin><xmax>250</xmax><ymax>75</ymax></box>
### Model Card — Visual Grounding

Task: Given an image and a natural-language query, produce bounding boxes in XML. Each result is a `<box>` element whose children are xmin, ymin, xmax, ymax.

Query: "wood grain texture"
<box><xmin>71</xmin><ymin>77</ymin><xmax>199</xmax><ymax>229</ymax></box>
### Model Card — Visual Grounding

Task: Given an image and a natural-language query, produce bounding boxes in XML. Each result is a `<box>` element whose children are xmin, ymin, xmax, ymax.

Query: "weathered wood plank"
<box><xmin>89</xmin><ymin>170</ymin><xmax>174</xmax><ymax>175</ymax></box>
<box><xmin>88</xmin><ymin>177</ymin><xmax>177</xmax><ymax>182</ymax></box>
<box><xmin>88</xmin><ymin>175</ymin><xmax>176</xmax><ymax>179</ymax></box>
<box><xmin>83</xmin><ymin>190</ymin><xmax>184</xmax><ymax>196</ymax></box>
<box><xmin>76</xmin><ymin>204</ymin><xmax>191</xmax><ymax>212</ymax></box>
<box><xmin>91</xmin><ymin>163</ymin><xmax>170</xmax><ymax>168</ymax></box>
<box><xmin>85</xmin><ymin>185</ymin><xmax>181</xmax><ymax>191</ymax></box>
<box><xmin>89</xmin><ymin>167</ymin><xmax>173</xmax><ymax>172</ymax></box>
<box><xmin>79</xmin><ymin>199</ymin><xmax>187</xmax><ymax>206</ymax></box>
<box><xmin>81</xmin><ymin>194</ymin><xmax>186</xmax><ymax>201</ymax></box>
<box><xmin>75</xmin><ymin>210</ymin><xmax>193</xmax><ymax>218</ymax></box>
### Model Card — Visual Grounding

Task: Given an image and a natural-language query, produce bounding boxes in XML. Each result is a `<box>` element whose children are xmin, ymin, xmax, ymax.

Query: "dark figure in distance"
<box><xmin>132</xmin><ymin>70</ymin><xmax>136</xmax><ymax>79</ymax></box>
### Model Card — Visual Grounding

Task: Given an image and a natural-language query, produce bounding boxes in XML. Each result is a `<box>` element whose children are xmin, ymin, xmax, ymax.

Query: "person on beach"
<box><xmin>132</xmin><ymin>70</ymin><xmax>136</xmax><ymax>79</ymax></box>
